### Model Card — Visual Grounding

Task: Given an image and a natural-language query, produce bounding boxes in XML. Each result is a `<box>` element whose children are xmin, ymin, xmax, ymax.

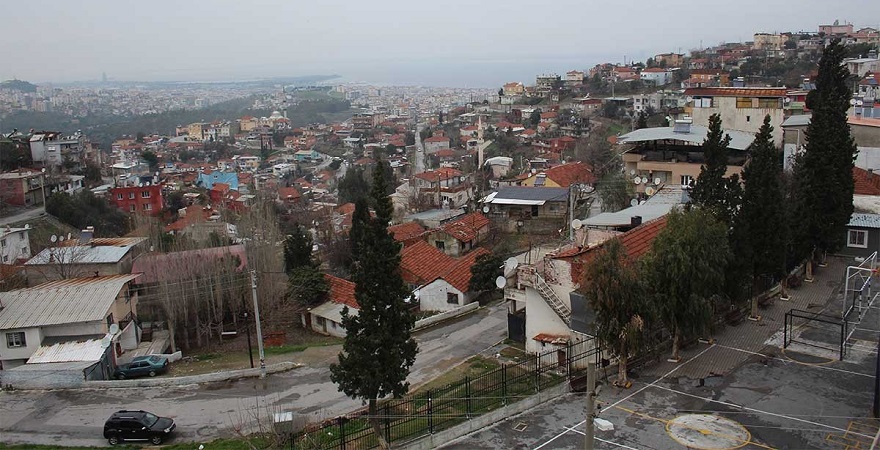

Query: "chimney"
<box><xmin>869</xmin><ymin>169</ymin><xmax>874</xmax><ymax>180</ymax></box>
<box><xmin>631</xmin><ymin>216</ymin><xmax>643</xmax><ymax>227</ymax></box>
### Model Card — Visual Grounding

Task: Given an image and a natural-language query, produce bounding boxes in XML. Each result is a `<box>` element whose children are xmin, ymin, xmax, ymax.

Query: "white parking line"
<box><xmin>532</xmin><ymin>344</ymin><xmax>716</xmax><ymax>450</ymax></box>
<box><xmin>713</xmin><ymin>343</ymin><xmax>874</xmax><ymax>378</ymax></box>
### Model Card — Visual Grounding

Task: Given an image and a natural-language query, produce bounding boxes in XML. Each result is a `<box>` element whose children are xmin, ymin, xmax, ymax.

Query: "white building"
<box><xmin>640</xmin><ymin>68</ymin><xmax>673</xmax><ymax>86</ymax></box>
<box><xmin>0</xmin><ymin>226</ymin><xmax>32</xmax><ymax>265</ymax></box>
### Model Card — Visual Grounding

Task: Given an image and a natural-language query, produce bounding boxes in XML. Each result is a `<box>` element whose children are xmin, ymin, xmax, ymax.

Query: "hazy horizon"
<box><xmin>3</xmin><ymin>0</ymin><xmax>879</xmax><ymax>88</ymax></box>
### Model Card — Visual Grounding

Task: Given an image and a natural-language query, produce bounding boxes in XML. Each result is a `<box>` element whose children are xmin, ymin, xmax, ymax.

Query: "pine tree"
<box><xmin>792</xmin><ymin>39</ymin><xmax>858</xmax><ymax>261</ymax></box>
<box><xmin>581</xmin><ymin>239</ymin><xmax>649</xmax><ymax>385</ymax></box>
<box><xmin>643</xmin><ymin>208</ymin><xmax>729</xmax><ymax>361</ymax></box>
<box><xmin>735</xmin><ymin>116</ymin><xmax>787</xmax><ymax>318</ymax></box>
<box><xmin>330</xmin><ymin>162</ymin><xmax>417</xmax><ymax>449</ymax></box>
<box><xmin>283</xmin><ymin>223</ymin><xmax>315</xmax><ymax>274</ymax></box>
<box><xmin>284</xmin><ymin>223</ymin><xmax>328</xmax><ymax>307</ymax></box>
<box><xmin>690</xmin><ymin>113</ymin><xmax>742</xmax><ymax>225</ymax></box>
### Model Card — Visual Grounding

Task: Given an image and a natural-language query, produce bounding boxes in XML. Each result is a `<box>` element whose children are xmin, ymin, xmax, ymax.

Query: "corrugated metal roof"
<box><xmin>27</xmin><ymin>337</ymin><xmax>107</xmax><ymax>364</ymax></box>
<box><xmin>7</xmin><ymin>360</ymin><xmax>96</xmax><ymax>372</ymax></box>
<box><xmin>583</xmin><ymin>186</ymin><xmax>688</xmax><ymax>227</ymax></box>
<box><xmin>488</xmin><ymin>186</ymin><xmax>568</xmax><ymax>204</ymax></box>
<box><xmin>26</xmin><ymin>245</ymin><xmax>135</xmax><ymax>265</ymax></box>
<box><xmin>684</xmin><ymin>87</ymin><xmax>788</xmax><ymax>97</ymax></box>
<box><xmin>0</xmin><ymin>274</ymin><xmax>139</xmax><ymax>329</ymax></box>
<box><xmin>782</xmin><ymin>114</ymin><xmax>812</xmax><ymax>127</ymax></box>
<box><xmin>618</xmin><ymin>125</ymin><xmax>755</xmax><ymax>151</ymax></box>
<box><xmin>848</xmin><ymin>213</ymin><xmax>880</xmax><ymax>229</ymax></box>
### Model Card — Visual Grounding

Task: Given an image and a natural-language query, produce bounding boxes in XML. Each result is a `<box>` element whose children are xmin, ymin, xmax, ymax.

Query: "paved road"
<box><xmin>0</xmin><ymin>206</ymin><xmax>45</xmax><ymax>226</ymax></box>
<box><xmin>0</xmin><ymin>303</ymin><xmax>507</xmax><ymax>447</ymax></box>
<box><xmin>414</xmin><ymin>123</ymin><xmax>426</xmax><ymax>173</ymax></box>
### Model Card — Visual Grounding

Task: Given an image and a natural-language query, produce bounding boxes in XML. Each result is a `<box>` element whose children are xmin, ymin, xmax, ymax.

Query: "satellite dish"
<box><xmin>571</xmin><ymin>219</ymin><xmax>583</xmax><ymax>230</ymax></box>
<box><xmin>58</xmin><ymin>235</ymin><xmax>65</xmax><ymax>242</ymax></box>
<box><xmin>503</xmin><ymin>257</ymin><xmax>518</xmax><ymax>277</ymax></box>
<box><xmin>50</xmin><ymin>234</ymin><xmax>58</xmax><ymax>243</ymax></box>
<box><xmin>645</xmin><ymin>187</ymin><xmax>656</xmax><ymax>196</ymax></box>
<box><xmin>495</xmin><ymin>276</ymin><xmax>507</xmax><ymax>289</ymax></box>
<box><xmin>784</xmin><ymin>97</ymin><xmax>792</xmax><ymax>104</ymax></box>
<box><xmin>630</xmin><ymin>199</ymin><xmax>639</xmax><ymax>207</ymax></box>
<box><xmin>482</xmin><ymin>205</ymin><xmax>490</xmax><ymax>214</ymax></box>
<box><xmin>654</xmin><ymin>177</ymin><xmax>662</xmax><ymax>186</ymax></box>
<box><xmin>857</xmin><ymin>100</ymin><xmax>864</xmax><ymax>106</ymax></box>
<box><xmin>639</xmin><ymin>200</ymin><xmax>646</xmax><ymax>205</ymax></box>
<box><xmin>850</xmin><ymin>99</ymin><xmax>858</xmax><ymax>105</ymax></box>
<box><xmin>629</xmin><ymin>169</ymin><xmax>636</xmax><ymax>176</ymax></box>
<box><xmin>633</xmin><ymin>177</ymin><xmax>642</xmax><ymax>185</ymax></box>
<box><xmin>686</xmin><ymin>96</ymin><xmax>694</xmax><ymax>103</ymax></box>
<box><xmin>24</xmin><ymin>224</ymin><xmax>30</xmax><ymax>229</ymax></box>
<box><xmin>109</xmin><ymin>323</ymin><xmax>120</xmax><ymax>335</ymax></box>
<box><xmin>101</xmin><ymin>335</ymin><xmax>112</xmax><ymax>348</ymax></box>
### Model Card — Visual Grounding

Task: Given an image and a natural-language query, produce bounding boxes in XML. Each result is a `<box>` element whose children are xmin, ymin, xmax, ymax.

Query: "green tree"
<box><xmin>330</xmin><ymin>163</ymin><xmax>417</xmax><ymax>449</ymax></box>
<box><xmin>792</xmin><ymin>39</ymin><xmax>857</xmax><ymax>263</ymax></box>
<box><xmin>46</xmin><ymin>190</ymin><xmax>130</xmax><ymax>237</ymax></box>
<box><xmin>135</xmin><ymin>132</ymin><xmax>146</xmax><ymax>143</ymax></box>
<box><xmin>597</xmin><ymin>172</ymin><xmax>633</xmax><ymax>212</ymax></box>
<box><xmin>529</xmin><ymin>110</ymin><xmax>541</xmax><ymax>127</ymax></box>
<box><xmin>643</xmin><ymin>208</ymin><xmax>729</xmax><ymax>360</ymax></box>
<box><xmin>735</xmin><ymin>116</ymin><xmax>787</xmax><ymax>318</ymax></box>
<box><xmin>469</xmin><ymin>253</ymin><xmax>504</xmax><ymax>292</ymax></box>
<box><xmin>338</xmin><ymin>167</ymin><xmax>370</xmax><ymax>204</ymax></box>
<box><xmin>689</xmin><ymin>113</ymin><xmax>742</xmax><ymax>225</ymax></box>
<box><xmin>283</xmin><ymin>223</ymin><xmax>316</xmax><ymax>274</ymax></box>
<box><xmin>581</xmin><ymin>238</ymin><xmax>649</xmax><ymax>385</ymax></box>
<box><xmin>141</xmin><ymin>151</ymin><xmax>159</xmax><ymax>172</ymax></box>
<box><xmin>636</xmin><ymin>111</ymin><xmax>648</xmax><ymax>130</ymax></box>
<box><xmin>80</xmin><ymin>163</ymin><xmax>103</xmax><ymax>187</ymax></box>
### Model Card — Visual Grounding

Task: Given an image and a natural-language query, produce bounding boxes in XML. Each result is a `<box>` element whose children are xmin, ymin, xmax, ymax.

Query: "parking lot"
<box><xmin>443</xmin><ymin>258</ymin><xmax>880</xmax><ymax>449</ymax></box>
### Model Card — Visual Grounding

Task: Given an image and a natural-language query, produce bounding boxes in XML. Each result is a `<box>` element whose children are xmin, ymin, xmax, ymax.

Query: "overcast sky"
<box><xmin>2</xmin><ymin>0</ymin><xmax>879</xmax><ymax>87</ymax></box>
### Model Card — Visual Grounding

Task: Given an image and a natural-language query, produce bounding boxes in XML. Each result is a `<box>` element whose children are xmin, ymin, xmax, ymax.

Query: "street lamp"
<box><xmin>40</xmin><ymin>168</ymin><xmax>47</xmax><ymax>206</ymax></box>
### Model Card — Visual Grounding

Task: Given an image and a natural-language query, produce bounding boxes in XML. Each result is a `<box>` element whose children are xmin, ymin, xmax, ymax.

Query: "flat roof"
<box><xmin>583</xmin><ymin>185</ymin><xmax>689</xmax><ymax>227</ymax></box>
<box><xmin>618</xmin><ymin>125</ymin><xmax>755</xmax><ymax>151</ymax></box>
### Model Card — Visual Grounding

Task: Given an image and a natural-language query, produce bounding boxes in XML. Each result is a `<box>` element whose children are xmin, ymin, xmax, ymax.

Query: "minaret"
<box><xmin>477</xmin><ymin>115</ymin><xmax>485</xmax><ymax>168</ymax></box>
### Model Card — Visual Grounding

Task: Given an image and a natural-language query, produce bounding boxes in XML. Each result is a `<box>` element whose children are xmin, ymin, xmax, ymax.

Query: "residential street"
<box><xmin>0</xmin><ymin>206</ymin><xmax>44</xmax><ymax>226</ymax></box>
<box><xmin>0</xmin><ymin>302</ymin><xmax>507</xmax><ymax>447</ymax></box>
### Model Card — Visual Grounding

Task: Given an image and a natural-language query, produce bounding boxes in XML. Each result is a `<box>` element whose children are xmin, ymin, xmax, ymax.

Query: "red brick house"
<box><xmin>109</xmin><ymin>183</ymin><xmax>164</xmax><ymax>215</ymax></box>
<box><xmin>0</xmin><ymin>170</ymin><xmax>46</xmax><ymax>206</ymax></box>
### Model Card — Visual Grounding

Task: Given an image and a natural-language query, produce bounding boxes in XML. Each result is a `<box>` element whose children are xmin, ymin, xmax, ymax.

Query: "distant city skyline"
<box><xmin>2</xmin><ymin>0</ymin><xmax>879</xmax><ymax>88</ymax></box>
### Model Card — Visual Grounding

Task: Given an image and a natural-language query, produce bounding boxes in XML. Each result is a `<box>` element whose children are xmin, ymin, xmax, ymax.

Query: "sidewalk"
<box><xmin>640</xmin><ymin>257</ymin><xmax>849</xmax><ymax>380</ymax></box>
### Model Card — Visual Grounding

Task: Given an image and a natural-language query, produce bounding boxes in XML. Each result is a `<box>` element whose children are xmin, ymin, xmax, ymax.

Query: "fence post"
<box><xmin>427</xmin><ymin>390</ymin><xmax>433</xmax><ymax>434</ymax></box>
<box><xmin>384</xmin><ymin>403</ymin><xmax>391</xmax><ymax>445</ymax></box>
<box><xmin>338</xmin><ymin>417</ymin><xmax>346</xmax><ymax>450</ymax></box>
<box><xmin>840</xmin><ymin>318</ymin><xmax>846</xmax><ymax>361</ymax></box>
<box><xmin>502</xmin><ymin>364</ymin><xmax>507</xmax><ymax>405</ymax></box>
<box><xmin>465</xmin><ymin>376</ymin><xmax>472</xmax><ymax>418</ymax></box>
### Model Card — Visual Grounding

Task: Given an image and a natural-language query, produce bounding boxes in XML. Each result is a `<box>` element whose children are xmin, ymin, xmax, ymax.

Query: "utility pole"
<box><xmin>585</xmin><ymin>361</ymin><xmax>596</xmax><ymax>450</ymax></box>
<box><xmin>250</xmin><ymin>270</ymin><xmax>266</xmax><ymax>378</ymax></box>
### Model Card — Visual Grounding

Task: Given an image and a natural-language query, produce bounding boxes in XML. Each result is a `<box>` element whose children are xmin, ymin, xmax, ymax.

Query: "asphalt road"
<box><xmin>0</xmin><ymin>206</ymin><xmax>45</xmax><ymax>226</ymax></box>
<box><xmin>0</xmin><ymin>302</ymin><xmax>507</xmax><ymax>447</ymax></box>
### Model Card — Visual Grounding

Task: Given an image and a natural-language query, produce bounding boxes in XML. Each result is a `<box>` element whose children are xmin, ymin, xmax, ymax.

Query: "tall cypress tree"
<box><xmin>736</xmin><ymin>115</ymin><xmax>786</xmax><ymax>318</ymax></box>
<box><xmin>792</xmin><ymin>39</ymin><xmax>857</xmax><ymax>261</ymax></box>
<box><xmin>690</xmin><ymin>113</ymin><xmax>742</xmax><ymax>226</ymax></box>
<box><xmin>330</xmin><ymin>161</ymin><xmax>417</xmax><ymax>449</ymax></box>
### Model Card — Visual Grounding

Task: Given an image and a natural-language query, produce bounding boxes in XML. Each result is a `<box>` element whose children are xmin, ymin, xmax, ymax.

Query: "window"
<box><xmin>435</xmin><ymin>241</ymin><xmax>446</xmax><ymax>250</ymax></box>
<box><xmin>141</xmin><ymin>191</ymin><xmax>150</xmax><ymax>198</ymax></box>
<box><xmin>681</xmin><ymin>175</ymin><xmax>695</xmax><ymax>187</ymax></box>
<box><xmin>6</xmin><ymin>331</ymin><xmax>25</xmax><ymax>348</ymax></box>
<box><xmin>534</xmin><ymin>174</ymin><xmax>546</xmax><ymax>186</ymax></box>
<box><xmin>143</xmin><ymin>203</ymin><xmax>152</xmax><ymax>211</ymax></box>
<box><xmin>447</xmin><ymin>293</ymin><xmax>460</xmax><ymax>304</ymax></box>
<box><xmin>757</xmin><ymin>97</ymin><xmax>781</xmax><ymax>109</ymax></box>
<box><xmin>21</xmin><ymin>247</ymin><xmax>27</xmax><ymax>255</ymax></box>
<box><xmin>0</xmin><ymin>239</ymin><xmax>5</xmax><ymax>247</ymax></box>
<box><xmin>116</xmin><ymin>193</ymin><xmax>123</xmax><ymax>200</ymax></box>
<box><xmin>531</xmin><ymin>205</ymin><xmax>539</xmax><ymax>217</ymax></box>
<box><xmin>736</xmin><ymin>97</ymin><xmax>753</xmax><ymax>108</ymax></box>
<box><xmin>746</xmin><ymin>116</ymin><xmax>751</xmax><ymax>123</ymax></box>
<box><xmin>128</xmin><ymin>192</ymin><xmax>135</xmax><ymax>199</ymax></box>
<box><xmin>129</xmin><ymin>204</ymin><xmax>136</xmax><ymax>212</ymax></box>
<box><xmin>106</xmin><ymin>313</ymin><xmax>114</xmax><ymax>328</ymax></box>
<box><xmin>848</xmin><ymin>229</ymin><xmax>868</xmax><ymax>248</ymax></box>
<box><xmin>2</xmin><ymin>255</ymin><xmax>7</xmax><ymax>262</ymax></box>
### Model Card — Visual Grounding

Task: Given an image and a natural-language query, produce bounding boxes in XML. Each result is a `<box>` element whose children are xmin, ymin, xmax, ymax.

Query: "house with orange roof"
<box><xmin>388</xmin><ymin>221</ymin><xmax>427</xmax><ymax>247</ymax></box>
<box><xmin>424</xmin><ymin>135</ymin><xmax>451</xmax><ymax>154</ymax></box>
<box><xmin>416</xmin><ymin>247</ymin><xmax>490</xmax><ymax>312</ymax></box>
<box><xmin>412</xmin><ymin>168</ymin><xmax>472</xmax><ymax>209</ymax></box>
<box><xmin>504</xmin><ymin>216</ymin><xmax>668</xmax><ymax>354</ymax></box>
<box><xmin>521</xmin><ymin>161</ymin><xmax>594</xmax><ymax>188</ymax></box>
<box><xmin>301</xmin><ymin>274</ymin><xmax>359</xmax><ymax>337</ymax></box>
<box><xmin>424</xmin><ymin>212</ymin><xmax>490</xmax><ymax>257</ymax></box>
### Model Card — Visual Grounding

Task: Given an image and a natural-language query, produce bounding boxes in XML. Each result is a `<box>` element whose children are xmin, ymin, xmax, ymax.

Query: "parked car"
<box><xmin>103</xmin><ymin>410</ymin><xmax>176</xmax><ymax>445</ymax></box>
<box><xmin>114</xmin><ymin>355</ymin><xmax>169</xmax><ymax>379</ymax></box>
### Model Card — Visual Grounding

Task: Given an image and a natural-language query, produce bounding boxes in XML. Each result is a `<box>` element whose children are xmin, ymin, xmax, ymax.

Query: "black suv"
<box><xmin>103</xmin><ymin>410</ymin><xmax>176</xmax><ymax>445</ymax></box>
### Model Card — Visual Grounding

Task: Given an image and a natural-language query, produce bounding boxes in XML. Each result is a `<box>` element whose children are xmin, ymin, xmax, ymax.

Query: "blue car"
<box><xmin>114</xmin><ymin>355</ymin><xmax>169</xmax><ymax>379</ymax></box>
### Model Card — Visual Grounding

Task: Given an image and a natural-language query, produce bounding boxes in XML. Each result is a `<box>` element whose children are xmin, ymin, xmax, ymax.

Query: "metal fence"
<box><xmin>289</xmin><ymin>339</ymin><xmax>600</xmax><ymax>450</ymax></box>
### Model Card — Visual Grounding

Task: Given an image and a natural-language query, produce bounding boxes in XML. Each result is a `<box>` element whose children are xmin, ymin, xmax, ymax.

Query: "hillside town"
<box><xmin>0</xmin><ymin>17</ymin><xmax>879</xmax><ymax>450</ymax></box>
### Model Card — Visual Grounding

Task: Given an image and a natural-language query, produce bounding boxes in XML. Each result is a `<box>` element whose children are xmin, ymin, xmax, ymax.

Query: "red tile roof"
<box><xmin>425</xmin><ymin>136</ymin><xmax>450</xmax><ymax>143</ymax></box>
<box><xmin>552</xmin><ymin>216</ymin><xmax>668</xmax><ymax>284</ymax></box>
<box><xmin>278</xmin><ymin>187</ymin><xmax>301</xmax><ymax>200</ymax></box>
<box><xmin>434</xmin><ymin>247</ymin><xmax>490</xmax><ymax>292</ymax></box>
<box><xmin>389</xmin><ymin>221</ymin><xmax>427</xmax><ymax>244</ymax></box>
<box><xmin>440</xmin><ymin>212</ymin><xmax>489</xmax><ymax>242</ymax></box>
<box><xmin>533</xmin><ymin>333</ymin><xmax>570</xmax><ymax>344</ymax></box>
<box><xmin>684</xmin><ymin>87</ymin><xmax>787</xmax><ymax>97</ymax></box>
<box><xmin>400</xmin><ymin>241</ymin><xmax>457</xmax><ymax>286</ymax></box>
<box><xmin>539</xmin><ymin>162</ymin><xmax>595</xmax><ymax>187</ymax></box>
<box><xmin>325</xmin><ymin>274</ymin><xmax>358</xmax><ymax>309</ymax></box>
<box><xmin>854</xmin><ymin>167</ymin><xmax>880</xmax><ymax>195</ymax></box>
<box><xmin>413</xmin><ymin>168</ymin><xmax>462</xmax><ymax>182</ymax></box>
<box><xmin>336</xmin><ymin>203</ymin><xmax>356</xmax><ymax>215</ymax></box>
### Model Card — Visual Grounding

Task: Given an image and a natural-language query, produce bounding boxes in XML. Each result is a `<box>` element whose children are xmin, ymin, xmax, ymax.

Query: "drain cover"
<box><xmin>513</xmin><ymin>422</ymin><xmax>528</xmax><ymax>432</ymax></box>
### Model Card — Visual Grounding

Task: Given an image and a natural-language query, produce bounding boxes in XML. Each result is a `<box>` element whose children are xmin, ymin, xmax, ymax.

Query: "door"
<box><xmin>557</xmin><ymin>350</ymin><xmax>566</xmax><ymax>369</ymax></box>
